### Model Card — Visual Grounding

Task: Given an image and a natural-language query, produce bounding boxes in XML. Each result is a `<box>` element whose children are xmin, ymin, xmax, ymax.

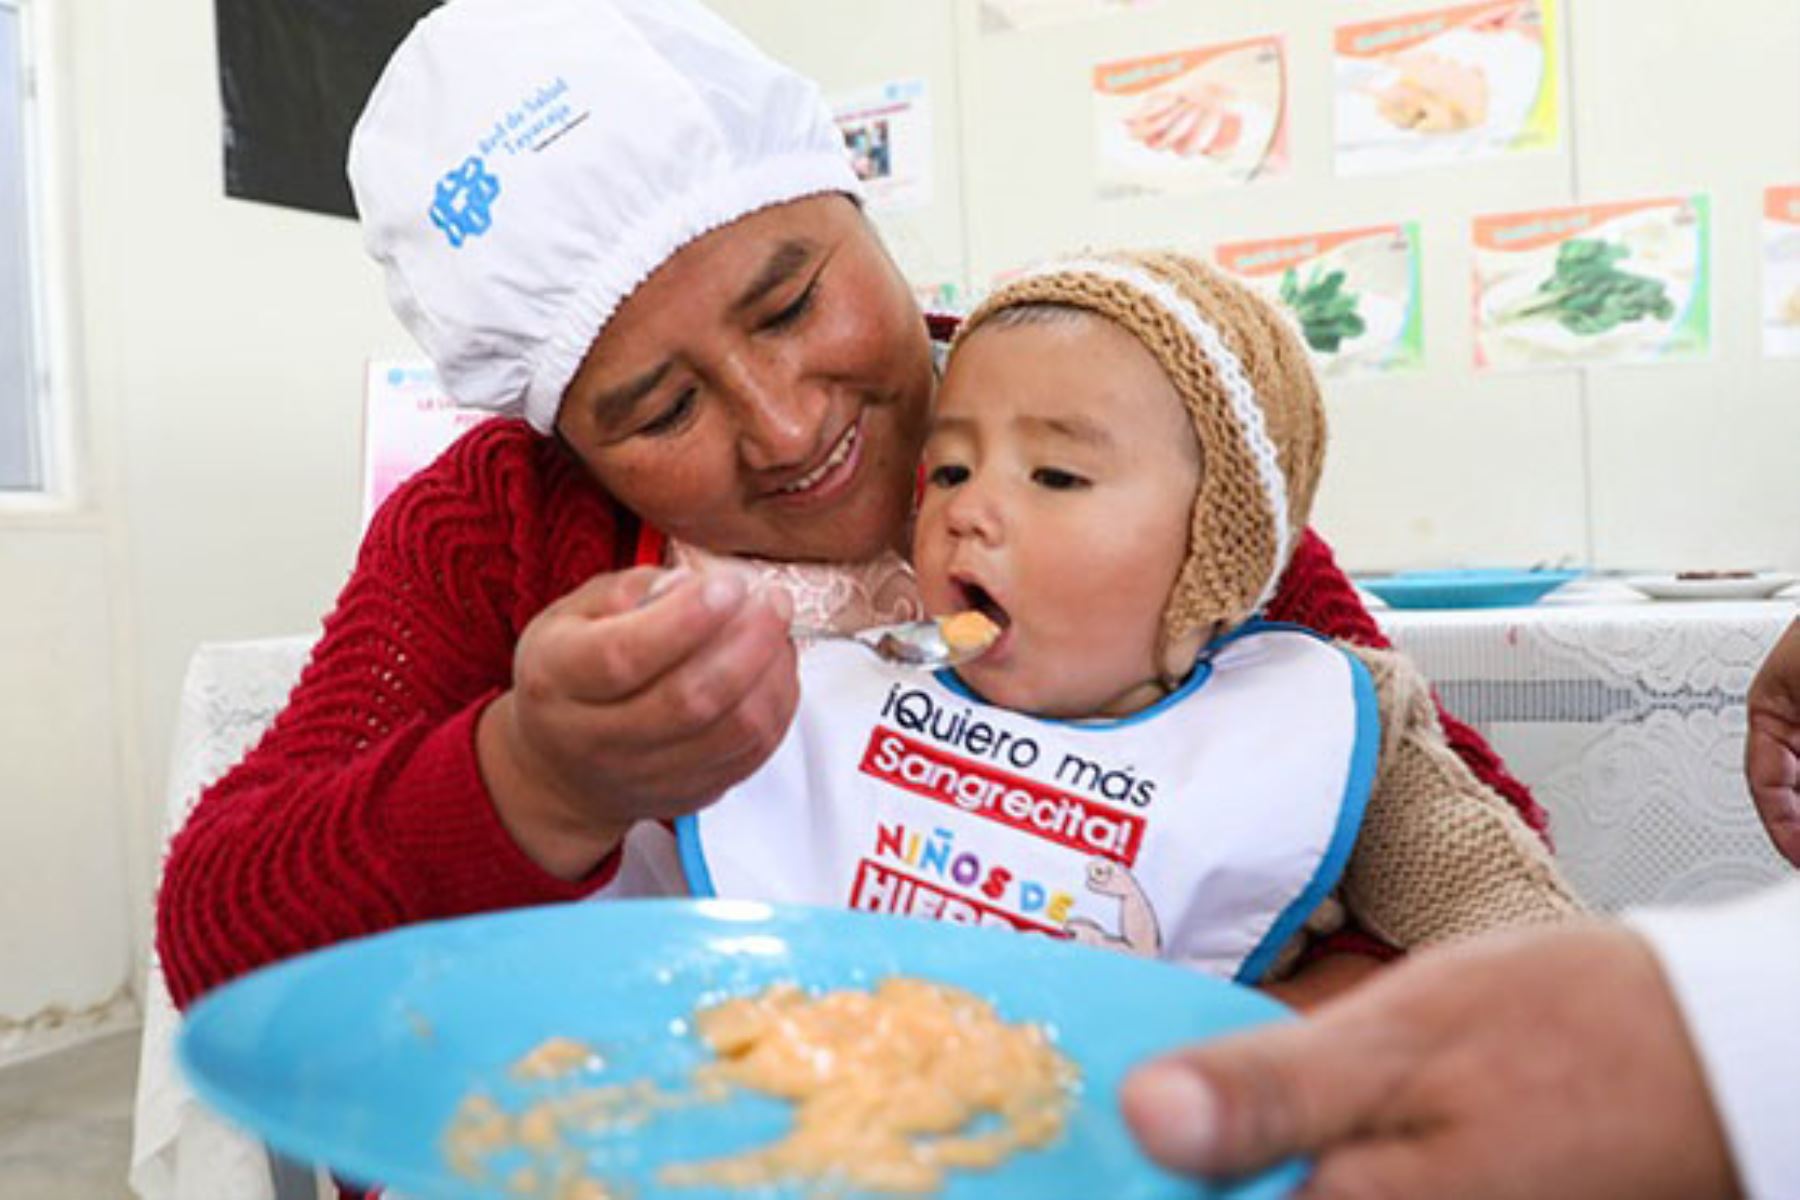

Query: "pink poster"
<box><xmin>362</xmin><ymin>360</ymin><xmax>495</xmax><ymax>530</ymax></box>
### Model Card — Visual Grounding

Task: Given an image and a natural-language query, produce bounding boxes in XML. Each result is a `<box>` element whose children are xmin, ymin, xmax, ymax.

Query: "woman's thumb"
<box><xmin>1119</xmin><ymin>1018</ymin><xmax>1373</xmax><ymax>1180</ymax></box>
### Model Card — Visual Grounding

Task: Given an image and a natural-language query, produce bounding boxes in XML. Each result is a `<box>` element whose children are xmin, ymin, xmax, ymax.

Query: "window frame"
<box><xmin>0</xmin><ymin>0</ymin><xmax>72</xmax><ymax>509</ymax></box>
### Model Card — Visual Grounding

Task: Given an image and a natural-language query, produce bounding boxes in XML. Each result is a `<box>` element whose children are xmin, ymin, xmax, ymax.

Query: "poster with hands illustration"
<box><xmin>1335</xmin><ymin>0</ymin><xmax>1561</xmax><ymax>177</ymax></box>
<box><xmin>1093</xmin><ymin>36</ymin><xmax>1288</xmax><ymax>198</ymax></box>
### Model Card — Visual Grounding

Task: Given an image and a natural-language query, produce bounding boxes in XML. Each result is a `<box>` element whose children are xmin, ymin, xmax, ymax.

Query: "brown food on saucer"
<box><xmin>1675</xmin><ymin>570</ymin><xmax>1756</xmax><ymax>581</ymax></box>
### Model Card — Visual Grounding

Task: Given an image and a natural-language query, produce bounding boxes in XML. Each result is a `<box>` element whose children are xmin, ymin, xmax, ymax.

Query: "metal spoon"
<box><xmin>792</xmin><ymin>617</ymin><xmax>998</xmax><ymax>670</ymax></box>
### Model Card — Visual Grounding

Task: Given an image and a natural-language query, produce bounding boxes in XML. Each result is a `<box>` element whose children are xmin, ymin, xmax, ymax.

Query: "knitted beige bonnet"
<box><xmin>952</xmin><ymin>250</ymin><xmax>1327</xmax><ymax>660</ymax></box>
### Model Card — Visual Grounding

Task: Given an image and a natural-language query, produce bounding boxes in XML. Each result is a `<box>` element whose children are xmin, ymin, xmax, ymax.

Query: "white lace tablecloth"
<box><xmin>134</xmin><ymin>601</ymin><xmax>1798</xmax><ymax>1196</ymax></box>
<box><xmin>1380</xmin><ymin>591</ymin><xmax>1797</xmax><ymax>913</ymax></box>
<box><xmin>132</xmin><ymin>637</ymin><xmax>317</xmax><ymax>1200</ymax></box>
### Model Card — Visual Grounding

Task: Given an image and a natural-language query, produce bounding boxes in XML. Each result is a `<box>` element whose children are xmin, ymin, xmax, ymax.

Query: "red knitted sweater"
<box><xmin>156</xmin><ymin>418</ymin><xmax>1545</xmax><ymax>1011</ymax></box>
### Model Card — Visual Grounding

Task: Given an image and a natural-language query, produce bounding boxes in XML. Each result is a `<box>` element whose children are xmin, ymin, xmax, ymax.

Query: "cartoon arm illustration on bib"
<box><xmin>1065</xmin><ymin>859</ymin><xmax>1162</xmax><ymax>956</ymax></box>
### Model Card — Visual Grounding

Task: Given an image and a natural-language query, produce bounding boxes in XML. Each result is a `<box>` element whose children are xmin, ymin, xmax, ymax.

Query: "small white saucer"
<box><xmin>1622</xmin><ymin>572</ymin><xmax>1799</xmax><ymax>601</ymax></box>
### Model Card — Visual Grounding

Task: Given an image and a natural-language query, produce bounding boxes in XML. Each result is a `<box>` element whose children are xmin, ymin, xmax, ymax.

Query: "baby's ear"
<box><xmin>1158</xmin><ymin>623</ymin><xmax>1214</xmax><ymax>687</ymax></box>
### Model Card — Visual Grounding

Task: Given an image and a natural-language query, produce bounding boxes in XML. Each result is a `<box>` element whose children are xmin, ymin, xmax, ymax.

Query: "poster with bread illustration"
<box><xmin>1764</xmin><ymin>185</ymin><xmax>1800</xmax><ymax>359</ymax></box>
<box><xmin>1473</xmin><ymin>197</ymin><xmax>1711</xmax><ymax>370</ymax></box>
<box><xmin>979</xmin><ymin>0</ymin><xmax>1159</xmax><ymax>34</ymax></box>
<box><xmin>1093</xmin><ymin>36</ymin><xmax>1288</xmax><ymax>198</ymax></box>
<box><xmin>1215</xmin><ymin>224</ymin><xmax>1424</xmax><ymax>378</ymax></box>
<box><xmin>1335</xmin><ymin>0</ymin><xmax>1560</xmax><ymax>176</ymax></box>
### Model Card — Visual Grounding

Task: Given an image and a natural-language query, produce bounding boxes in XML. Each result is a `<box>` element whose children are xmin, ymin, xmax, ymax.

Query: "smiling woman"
<box><xmin>156</xmin><ymin>0</ymin><xmax>1553</xmax><ymax>1063</ymax></box>
<box><xmin>555</xmin><ymin>197</ymin><xmax>933</xmax><ymax>564</ymax></box>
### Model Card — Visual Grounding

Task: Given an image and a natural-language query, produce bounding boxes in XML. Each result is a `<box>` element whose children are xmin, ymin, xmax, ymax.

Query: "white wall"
<box><xmin>0</xmin><ymin>0</ymin><xmax>137</xmax><ymax>1058</ymax></box>
<box><xmin>0</xmin><ymin>0</ymin><xmax>1796</xmax><ymax>1055</ymax></box>
<box><xmin>721</xmin><ymin>0</ymin><xmax>1800</xmax><ymax>572</ymax></box>
<box><xmin>1</xmin><ymin>0</ymin><xmax>412</xmax><ymax>1056</ymax></box>
<box><xmin>85</xmin><ymin>0</ymin><xmax>415</xmax><ymax>979</ymax></box>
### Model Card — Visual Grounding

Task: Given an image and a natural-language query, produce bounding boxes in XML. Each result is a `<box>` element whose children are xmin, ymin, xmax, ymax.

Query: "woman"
<box><xmin>157</xmin><ymin>0</ymin><xmax>1544</xmax><ymax>1011</ymax></box>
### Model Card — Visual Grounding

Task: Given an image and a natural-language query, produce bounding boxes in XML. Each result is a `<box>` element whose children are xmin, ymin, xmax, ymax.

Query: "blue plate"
<box><xmin>179</xmin><ymin>900</ymin><xmax>1304</xmax><ymax>1199</ymax></box>
<box><xmin>1359</xmin><ymin>568</ymin><xmax>1580</xmax><ymax>610</ymax></box>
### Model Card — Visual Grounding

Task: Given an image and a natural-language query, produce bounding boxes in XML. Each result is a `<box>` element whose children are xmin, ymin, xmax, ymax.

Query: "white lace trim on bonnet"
<box><xmin>1014</xmin><ymin>256</ymin><xmax>1293</xmax><ymax>613</ymax></box>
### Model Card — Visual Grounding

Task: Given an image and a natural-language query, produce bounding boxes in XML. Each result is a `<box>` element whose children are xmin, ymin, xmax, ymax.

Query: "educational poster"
<box><xmin>979</xmin><ymin>0</ymin><xmax>1159</xmax><ymax>34</ymax></box>
<box><xmin>1764</xmin><ymin>185</ymin><xmax>1800</xmax><ymax>359</ymax></box>
<box><xmin>1093</xmin><ymin>37</ymin><xmax>1288</xmax><ymax>198</ymax></box>
<box><xmin>1215</xmin><ymin>224</ymin><xmax>1424</xmax><ymax>378</ymax></box>
<box><xmin>912</xmin><ymin>281</ymin><xmax>965</xmax><ymax>315</ymax></box>
<box><xmin>362</xmin><ymin>361</ymin><xmax>494</xmax><ymax>529</ymax></box>
<box><xmin>1472</xmin><ymin>197</ymin><xmax>1711</xmax><ymax>370</ymax></box>
<box><xmin>216</xmin><ymin>0</ymin><xmax>440</xmax><ymax>217</ymax></box>
<box><xmin>831</xmin><ymin>79</ymin><xmax>933</xmax><ymax>213</ymax></box>
<box><xmin>1334</xmin><ymin>0</ymin><xmax>1560</xmax><ymax>177</ymax></box>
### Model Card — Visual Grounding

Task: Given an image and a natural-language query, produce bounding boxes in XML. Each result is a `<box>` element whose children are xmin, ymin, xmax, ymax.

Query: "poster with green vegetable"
<box><xmin>1215</xmin><ymin>224</ymin><xmax>1423</xmax><ymax>377</ymax></box>
<box><xmin>1473</xmin><ymin>197</ymin><xmax>1710</xmax><ymax>370</ymax></box>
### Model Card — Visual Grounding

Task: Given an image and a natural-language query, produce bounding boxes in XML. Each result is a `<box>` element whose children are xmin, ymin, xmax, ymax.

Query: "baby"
<box><xmin>664</xmin><ymin>251</ymin><xmax>1580</xmax><ymax>985</ymax></box>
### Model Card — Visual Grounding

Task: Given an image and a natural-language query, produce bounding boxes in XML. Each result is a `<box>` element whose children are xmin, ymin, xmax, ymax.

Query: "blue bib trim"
<box><xmin>1233</xmin><ymin>644</ymin><xmax>1380</xmax><ymax>984</ymax></box>
<box><xmin>677</xmin><ymin>813</ymin><xmax>717</xmax><ymax>898</ymax></box>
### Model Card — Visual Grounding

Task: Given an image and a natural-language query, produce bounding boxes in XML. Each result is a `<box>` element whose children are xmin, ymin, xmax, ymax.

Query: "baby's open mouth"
<box><xmin>955</xmin><ymin>579</ymin><xmax>1011</xmax><ymax>631</ymax></box>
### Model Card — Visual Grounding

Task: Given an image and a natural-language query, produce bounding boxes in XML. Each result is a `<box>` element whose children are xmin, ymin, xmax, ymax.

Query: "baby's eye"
<box><xmin>1031</xmin><ymin>467</ymin><xmax>1088</xmax><ymax>491</ymax></box>
<box><xmin>926</xmin><ymin>463</ymin><xmax>969</xmax><ymax>488</ymax></box>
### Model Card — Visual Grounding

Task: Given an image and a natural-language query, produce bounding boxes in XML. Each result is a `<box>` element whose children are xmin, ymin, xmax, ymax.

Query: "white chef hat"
<box><xmin>348</xmin><ymin>0</ymin><xmax>861</xmax><ymax>432</ymax></box>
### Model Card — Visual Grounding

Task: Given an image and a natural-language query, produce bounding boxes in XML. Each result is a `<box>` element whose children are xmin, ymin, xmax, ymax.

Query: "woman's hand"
<box><xmin>1121</xmin><ymin>922</ymin><xmax>1738</xmax><ymax>1200</ymax></box>
<box><xmin>1746</xmin><ymin>618</ymin><xmax>1800</xmax><ymax>866</ymax></box>
<box><xmin>1260</xmin><ymin>952</ymin><xmax>1384</xmax><ymax>1013</ymax></box>
<box><xmin>477</xmin><ymin>566</ymin><xmax>799</xmax><ymax>880</ymax></box>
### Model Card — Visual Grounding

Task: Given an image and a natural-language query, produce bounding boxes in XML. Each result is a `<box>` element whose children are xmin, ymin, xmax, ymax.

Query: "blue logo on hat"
<box><xmin>429</xmin><ymin>156</ymin><xmax>501</xmax><ymax>248</ymax></box>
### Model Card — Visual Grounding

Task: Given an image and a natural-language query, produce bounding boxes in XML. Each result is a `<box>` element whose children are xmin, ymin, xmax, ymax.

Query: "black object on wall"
<box><xmin>215</xmin><ymin>0</ymin><xmax>440</xmax><ymax>218</ymax></box>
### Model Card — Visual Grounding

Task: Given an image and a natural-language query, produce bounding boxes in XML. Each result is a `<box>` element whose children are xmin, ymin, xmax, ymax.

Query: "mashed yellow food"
<box><xmin>442</xmin><ymin>978</ymin><xmax>1075</xmax><ymax>1196</ymax></box>
<box><xmin>665</xmin><ymin>979</ymin><xmax>1075</xmax><ymax>1193</ymax></box>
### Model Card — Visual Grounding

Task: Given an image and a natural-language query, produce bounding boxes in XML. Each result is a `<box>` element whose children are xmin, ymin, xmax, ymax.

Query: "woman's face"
<box><xmin>556</xmin><ymin>195</ymin><xmax>934</xmax><ymax>562</ymax></box>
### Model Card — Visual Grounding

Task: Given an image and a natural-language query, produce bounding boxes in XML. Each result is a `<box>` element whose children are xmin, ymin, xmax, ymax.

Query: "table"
<box><xmin>1380</xmin><ymin>584</ymin><xmax>1796</xmax><ymax>912</ymax></box>
<box><xmin>131</xmin><ymin>637</ymin><xmax>317</xmax><ymax>1200</ymax></box>
<box><xmin>131</xmin><ymin>598</ymin><xmax>1798</xmax><ymax>1198</ymax></box>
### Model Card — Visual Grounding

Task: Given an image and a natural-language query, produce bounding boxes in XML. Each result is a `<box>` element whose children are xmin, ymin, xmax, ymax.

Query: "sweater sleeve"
<box><xmin>1265</xmin><ymin>529</ymin><xmax>1550</xmax><ymax>840</ymax></box>
<box><xmin>157</xmin><ymin>423</ymin><xmax>629</xmax><ymax>1010</ymax></box>
<box><xmin>1626</xmin><ymin>881</ymin><xmax>1800</xmax><ymax>1200</ymax></box>
<box><xmin>1339</xmin><ymin>643</ymin><xmax>1583</xmax><ymax>949</ymax></box>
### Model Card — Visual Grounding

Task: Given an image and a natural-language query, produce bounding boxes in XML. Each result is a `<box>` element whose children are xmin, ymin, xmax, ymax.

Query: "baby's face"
<box><xmin>913</xmin><ymin>315</ymin><xmax>1200</xmax><ymax>719</ymax></box>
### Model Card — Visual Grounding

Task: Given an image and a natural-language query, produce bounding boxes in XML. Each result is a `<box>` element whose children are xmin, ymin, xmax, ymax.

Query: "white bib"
<box><xmin>676</xmin><ymin>625</ymin><xmax>1378</xmax><ymax>982</ymax></box>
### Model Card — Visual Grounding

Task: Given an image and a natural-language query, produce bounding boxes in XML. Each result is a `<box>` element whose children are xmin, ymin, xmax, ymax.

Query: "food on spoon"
<box><xmin>937</xmin><ymin>609</ymin><xmax>1002</xmax><ymax>657</ymax></box>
